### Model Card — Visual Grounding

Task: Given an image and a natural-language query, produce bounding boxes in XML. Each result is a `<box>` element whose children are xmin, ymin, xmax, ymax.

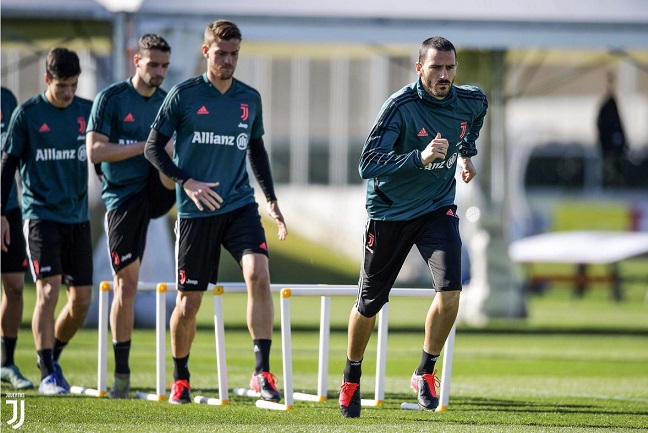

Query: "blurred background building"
<box><xmin>3</xmin><ymin>0</ymin><xmax>647</xmax><ymax>320</ymax></box>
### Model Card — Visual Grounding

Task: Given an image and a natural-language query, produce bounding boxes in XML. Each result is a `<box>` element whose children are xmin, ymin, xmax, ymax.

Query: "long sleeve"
<box><xmin>247</xmin><ymin>137</ymin><xmax>277</xmax><ymax>202</ymax></box>
<box><xmin>359</xmin><ymin>103</ymin><xmax>424</xmax><ymax>179</ymax></box>
<box><xmin>144</xmin><ymin>129</ymin><xmax>190</xmax><ymax>185</ymax></box>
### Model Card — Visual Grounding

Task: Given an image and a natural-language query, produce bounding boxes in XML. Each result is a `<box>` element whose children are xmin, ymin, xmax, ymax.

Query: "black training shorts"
<box><xmin>105</xmin><ymin>170</ymin><xmax>176</xmax><ymax>273</ymax></box>
<box><xmin>175</xmin><ymin>203</ymin><xmax>268</xmax><ymax>291</ymax></box>
<box><xmin>356</xmin><ymin>205</ymin><xmax>462</xmax><ymax>317</ymax></box>
<box><xmin>25</xmin><ymin>219</ymin><xmax>93</xmax><ymax>286</ymax></box>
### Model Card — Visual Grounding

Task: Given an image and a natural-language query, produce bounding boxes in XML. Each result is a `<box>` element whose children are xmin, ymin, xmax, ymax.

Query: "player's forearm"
<box><xmin>358</xmin><ymin>149</ymin><xmax>423</xmax><ymax>179</ymax></box>
<box><xmin>86</xmin><ymin>134</ymin><xmax>145</xmax><ymax>164</ymax></box>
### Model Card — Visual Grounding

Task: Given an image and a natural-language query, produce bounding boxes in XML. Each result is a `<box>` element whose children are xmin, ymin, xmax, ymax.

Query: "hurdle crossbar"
<box><xmin>277</xmin><ymin>286</ymin><xmax>454</xmax><ymax>411</ymax></box>
<box><xmin>75</xmin><ymin>282</ymin><xmax>455</xmax><ymax>411</ymax></box>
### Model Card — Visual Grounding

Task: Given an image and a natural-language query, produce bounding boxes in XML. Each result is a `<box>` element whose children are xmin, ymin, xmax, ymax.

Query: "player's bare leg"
<box><xmin>1</xmin><ymin>273</ymin><xmax>33</xmax><ymax>389</ymax></box>
<box><xmin>424</xmin><ymin>291</ymin><xmax>460</xmax><ymax>354</ymax></box>
<box><xmin>168</xmin><ymin>290</ymin><xmax>203</xmax><ymax>404</ymax></box>
<box><xmin>109</xmin><ymin>260</ymin><xmax>140</xmax><ymax>398</ymax></box>
<box><xmin>54</xmin><ymin>285</ymin><xmax>92</xmax><ymax>344</ymax></box>
<box><xmin>411</xmin><ymin>290</ymin><xmax>461</xmax><ymax>411</ymax></box>
<box><xmin>241</xmin><ymin>253</ymin><xmax>280</xmax><ymax>401</ymax></box>
<box><xmin>170</xmin><ymin>291</ymin><xmax>203</xmax><ymax>358</ymax></box>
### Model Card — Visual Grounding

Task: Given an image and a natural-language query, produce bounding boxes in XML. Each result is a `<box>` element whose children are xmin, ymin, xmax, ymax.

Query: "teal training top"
<box><xmin>151</xmin><ymin>74</ymin><xmax>264</xmax><ymax>219</ymax></box>
<box><xmin>1</xmin><ymin>87</ymin><xmax>20</xmax><ymax>212</ymax></box>
<box><xmin>360</xmin><ymin>79</ymin><xmax>488</xmax><ymax>221</ymax></box>
<box><xmin>87</xmin><ymin>79</ymin><xmax>168</xmax><ymax>210</ymax></box>
<box><xmin>4</xmin><ymin>93</ymin><xmax>92</xmax><ymax>223</ymax></box>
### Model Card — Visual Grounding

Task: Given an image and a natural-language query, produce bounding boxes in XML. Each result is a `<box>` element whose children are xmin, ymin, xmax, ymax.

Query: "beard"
<box><xmin>425</xmin><ymin>78</ymin><xmax>452</xmax><ymax>99</ymax></box>
<box><xmin>215</xmin><ymin>63</ymin><xmax>235</xmax><ymax>80</ymax></box>
<box><xmin>217</xmin><ymin>70</ymin><xmax>234</xmax><ymax>80</ymax></box>
<box><xmin>143</xmin><ymin>76</ymin><xmax>163</xmax><ymax>89</ymax></box>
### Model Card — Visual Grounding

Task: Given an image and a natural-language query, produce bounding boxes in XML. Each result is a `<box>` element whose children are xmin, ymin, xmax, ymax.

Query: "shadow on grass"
<box><xmin>192</xmin><ymin>322</ymin><xmax>648</xmax><ymax>336</ymax></box>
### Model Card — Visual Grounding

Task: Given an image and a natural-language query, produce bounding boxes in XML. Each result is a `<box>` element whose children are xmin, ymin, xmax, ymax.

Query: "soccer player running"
<box><xmin>86</xmin><ymin>34</ymin><xmax>175</xmax><ymax>399</ymax></box>
<box><xmin>0</xmin><ymin>48</ymin><xmax>94</xmax><ymax>395</ymax></box>
<box><xmin>144</xmin><ymin>19</ymin><xmax>288</xmax><ymax>405</ymax></box>
<box><xmin>0</xmin><ymin>86</ymin><xmax>34</xmax><ymax>390</ymax></box>
<box><xmin>339</xmin><ymin>37</ymin><xmax>488</xmax><ymax>418</ymax></box>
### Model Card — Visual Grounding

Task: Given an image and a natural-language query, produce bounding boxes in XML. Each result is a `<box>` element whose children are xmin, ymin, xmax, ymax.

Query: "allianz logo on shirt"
<box><xmin>191</xmin><ymin>131</ymin><xmax>249</xmax><ymax>150</ymax></box>
<box><xmin>35</xmin><ymin>145</ymin><xmax>87</xmax><ymax>162</ymax></box>
<box><xmin>423</xmin><ymin>152</ymin><xmax>458</xmax><ymax>171</ymax></box>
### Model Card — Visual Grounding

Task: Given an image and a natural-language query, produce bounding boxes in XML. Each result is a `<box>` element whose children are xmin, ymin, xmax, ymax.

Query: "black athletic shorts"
<box><xmin>356</xmin><ymin>205</ymin><xmax>462</xmax><ymax>317</ymax></box>
<box><xmin>105</xmin><ymin>170</ymin><xmax>175</xmax><ymax>273</ymax></box>
<box><xmin>1</xmin><ymin>208</ymin><xmax>28</xmax><ymax>273</ymax></box>
<box><xmin>175</xmin><ymin>203</ymin><xmax>268</xmax><ymax>292</ymax></box>
<box><xmin>25</xmin><ymin>219</ymin><xmax>93</xmax><ymax>286</ymax></box>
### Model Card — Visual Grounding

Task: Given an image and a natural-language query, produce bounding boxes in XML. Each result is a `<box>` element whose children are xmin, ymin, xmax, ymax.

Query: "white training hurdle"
<box><xmin>71</xmin><ymin>281</ymin><xmax>456</xmax><ymax>411</ymax></box>
<box><xmin>275</xmin><ymin>286</ymin><xmax>456</xmax><ymax>412</ymax></box>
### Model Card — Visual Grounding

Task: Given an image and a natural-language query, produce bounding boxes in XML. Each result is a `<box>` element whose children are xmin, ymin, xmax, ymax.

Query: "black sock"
<box><xmin>37</xmin><ymin>349</ymin><xmax>55</xmax><ymax>380</ymax></box>
<box><xmin>53</xmin><ymin>338</ymin><xmax>68</xmax><ymax>361</ymax></box>
<box><xmin>253</xmin><ymin>339</ymin><xmax>272</xmax><ymax>374</ymax></box>
<box><xmin>343</xmin><ymin>358</ymin><xmax>363</xmax><ymax>383</ymax></box>
<box><xmin>173</xmin><ymin>354</ymin><xmax>190</xmax><ymax>382</ymax></box>
<box><xmin>1</xmin><ymin>336</ymin><xmax>17</xmax><ymax>367</ymax></box>
<box><xmin>113</xmin><ymin>340</ymin><xmax>131</xmax><ymax>375</ymax></box>
<box><xmin>415</xmin><ymin>350</ymin><xmax>440</xmax><ymax>375</ymax></box>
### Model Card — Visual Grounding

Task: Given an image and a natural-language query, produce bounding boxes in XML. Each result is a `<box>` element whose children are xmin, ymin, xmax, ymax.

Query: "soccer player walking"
<box><xmin>339</xmin><ymin>36</ymin><xmax>488</xmax><ymax>417</ymax></box>
<box><xmin>1</xmin><ymin>48</ymin><xmax>94</xmax><ymax>395</ymax></box>
<box><xmin>0</xmin><ymin>86</ymin><xmax>33</xmax><ymax>390</ymax></box>
<box><xmin>145</xmin><ymin>19</ymin><xmax>288</xmax><ymax>404</ymax></box>
<box><xmin>86</xmin><ymin>34</ymin><xmax>175</xmax><ymax>399</ymax></box>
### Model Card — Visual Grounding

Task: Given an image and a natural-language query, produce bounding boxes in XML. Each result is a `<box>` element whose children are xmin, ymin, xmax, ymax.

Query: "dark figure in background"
<box><xmin>597</xmin><ymin>73</ymin><xmax>627</xmax><ymax>184</ymax></box>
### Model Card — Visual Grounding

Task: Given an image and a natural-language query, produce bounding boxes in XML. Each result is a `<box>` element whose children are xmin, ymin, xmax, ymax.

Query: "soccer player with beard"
<box><xmin>86</xmin><ymin>34</ymin><xmax>176</xmax><ymax>398</ymax></box>
<box><xmin>144</xmin><ymin>20</ymin><xmax>288</xmax><ymax>405</ymax></box>
<box><xmin>339</xmin><ymin>36</ymin><xmax>488</xmax><ymax>417</ymax></box>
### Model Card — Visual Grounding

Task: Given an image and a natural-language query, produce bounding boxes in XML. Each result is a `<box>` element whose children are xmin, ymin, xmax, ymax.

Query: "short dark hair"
<box><xmin>46</xmin><ymin>47</ymin><xmax>81</xmax><ymax>79</ymax></box>
<box><xmin>418</xmin><ymin>37</ymin><xmax>456</xmax><ymax>63</ymax></box>
<box><xmin>138</xmin><ymin>34</ymin><xmax>171</xmax><ymax>54</ymax></box>
<box><xmin>204</xmin><ymin>20</ymin><xmax>242</xmax><ymax>46</ymax></box>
